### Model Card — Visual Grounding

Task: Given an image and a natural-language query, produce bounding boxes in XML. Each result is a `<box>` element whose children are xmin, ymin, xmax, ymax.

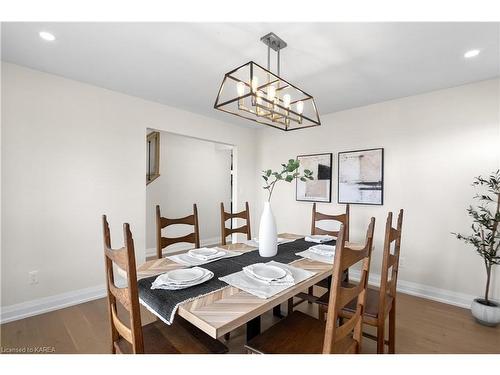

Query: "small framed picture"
<box><xmin>338</xmin><ymin>148</ymin><xmax>384</xmax><ymax>205</ymax></box>
<box><xmin>296</xmin><ymin>153</ymin><xmax>332</xmax><ymax>202</ymax></box>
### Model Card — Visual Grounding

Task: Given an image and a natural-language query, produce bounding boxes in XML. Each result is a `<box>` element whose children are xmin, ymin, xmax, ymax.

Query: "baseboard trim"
<box><xmin>0</xmin><ymin>284</ymin><xmax>107</xmax><ymax>324</ymax></box>
<box><xmin>349</xmin><ymin>270</ymin><xmax>474</xmax><ymax>309</ymax></box>
<box><xmin>145</xmin><ymin>236</ymin><xmax>220</xmax><ymax>258</ymax></box>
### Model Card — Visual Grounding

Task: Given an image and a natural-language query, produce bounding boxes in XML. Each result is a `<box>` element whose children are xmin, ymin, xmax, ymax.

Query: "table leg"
<box><xmin>246</xmin><ymin>316</ymin><xmax>261</xmax><ymax>341</ymax></box>
<box><xmin>273</xmin><ymin>304</ymin><xmax>283</xmax><ymax>318</ymax></box>
<box><xmin>342</xmin><ymin>269</ymin><xmax>349</xmax><ymax>283</ymax></box>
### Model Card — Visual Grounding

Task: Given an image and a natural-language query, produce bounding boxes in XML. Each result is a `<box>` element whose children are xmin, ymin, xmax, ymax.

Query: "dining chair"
<box><xmin>102</xmin><ymin>215</ymin><xmax>227</xmax><ymax>354</ymax></box>
<box><xmin>156</xmin><ymin>204</ymin><xmax>200</xmax><ymax>259</ymax></box>
<box><xmin>244</xmin><ymin>218</ymin><xmax>375</xmax><ymax>354</ymax></box>
<box><xmin>311</xmin><ymin>202</ymin><xmax>350</xmax><ymax>240</ymax></box>
<box><xmin>299</xmin><ymin>203</ymin><xmax>351</xmax><ymax>304</ymax></box>
<box><xmin>317</xmin><ymin>209</ymin><xmax>404</xmax><ymax>354</ymax></box>
<box><xmin>220</xmin><ymin>201</ymin><xmax>251</xmax><ymax>245</ymax></box>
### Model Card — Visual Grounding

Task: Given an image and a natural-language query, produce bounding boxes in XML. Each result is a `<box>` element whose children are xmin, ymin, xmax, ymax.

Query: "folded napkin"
<box><xmin>167</xmin><ymin>248</ymin><xmax>241</xmax><ymax>266</ymax></box>
<box><xmin>219</xmin><ymin>261</ymin><xmax>316</xmax><ymax>299</ymax></box>
<box><xmin>242</xmin><ymin>263</ymin><xmax>294</xmax><ymax>286</ymax></box>
<box><xmin>151</xmin><ymin>267</ymin><xmax>213</xmax><ymax>290</ymax></box>
<box><xmin>296</xmin><ymin>249</ymin><xmax>334</xmax><ymax>264</ymax></box>
<box><xmin>304</xmin><ymin>235</ymin><xmax>335</xmax><ymax>243</ymax></box>
<box><xmin>188</xmin><ymin>248</ymin><xmax>225</xmax><ymax>261</ymax></box>
<box><xmin>308</xmin><ymin>244</ymin><xmax>336</xmax><ymax>257</ymax></box>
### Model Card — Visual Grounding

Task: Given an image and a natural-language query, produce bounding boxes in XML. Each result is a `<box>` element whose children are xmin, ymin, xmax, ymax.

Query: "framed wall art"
<box><xmin>296</xmin><ymin>153</ymin><xmax>332</xmax><ymax>202</ymax></box>
<box><xmin>338</xmin><ymin>148</ymin><xmax>384</xmax><ymax>205</ymax></box>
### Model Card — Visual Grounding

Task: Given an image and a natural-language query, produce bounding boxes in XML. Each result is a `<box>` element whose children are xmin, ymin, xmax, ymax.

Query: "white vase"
<box><xmin>258</xmin><ymin>201</ymin><xmax>278</xmax><ymax>257</ymax></box>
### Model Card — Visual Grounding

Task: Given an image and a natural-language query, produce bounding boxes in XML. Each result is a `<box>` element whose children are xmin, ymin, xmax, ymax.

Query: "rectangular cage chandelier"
<box><xmin>214</xmin><ymin>32</ymin><xmax>321</xmax><ymax>131</ymax></box>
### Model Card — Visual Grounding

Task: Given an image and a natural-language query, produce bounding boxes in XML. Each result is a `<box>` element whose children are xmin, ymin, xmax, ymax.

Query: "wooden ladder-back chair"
<box><xmin>156</xmin><ymin>204</ymin><xmax>200</xmax><ymax>259</ymax></box>
<box><xmin>103</xmin><ymin>215</ymin><xmax>228</xmax><ymax>354</ymax></box>
<box><xmin>318</xmin><ymin>209</ymin><xmax>404</xmax><ymax>354</ymax></box>
<box><xmin>220</xmin><ymin>201</ymin><xmax>251</xmax><ymax>245</ymax></box>
<box><xmin>244</xmin><ymin>218</ymin><xmax>375</xmax><ymax>354</ymax></box>
<box><xmin>103</xmin><ymin>215</ymin><xmax>144</xmax><ymax>353</ymax></box>
<box><xmin>311</xmin><ymin>202</ymin><xmax>350</xmax><ymax>240</ymax></box>
<box><xmin>298</xmin><ymin>203</ymin><xmax>350</xmax><ymax>304</ymax></box>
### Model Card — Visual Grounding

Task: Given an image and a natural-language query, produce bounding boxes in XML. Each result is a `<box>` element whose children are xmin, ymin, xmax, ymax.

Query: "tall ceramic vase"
<box><xmin>258</xmin><ymin>201</ymin><xmax>278</xmax><ymax>257</ymax></box>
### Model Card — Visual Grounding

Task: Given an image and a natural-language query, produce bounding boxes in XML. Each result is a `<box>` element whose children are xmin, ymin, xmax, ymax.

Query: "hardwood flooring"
<box><xmin>1</xmin><ymin>288</ymin><xmax>499</xmax><ymax>354</ymax></box>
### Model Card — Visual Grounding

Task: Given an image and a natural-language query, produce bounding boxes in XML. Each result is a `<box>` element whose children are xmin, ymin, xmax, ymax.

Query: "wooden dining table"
<box><xmin>129</xmin><ymin>233</ymin><xmax>360</xmax><ymax>340</ymax></box>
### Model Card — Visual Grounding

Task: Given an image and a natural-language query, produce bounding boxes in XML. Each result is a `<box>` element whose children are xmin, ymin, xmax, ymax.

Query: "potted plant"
<box><xmin>258</xmin><ymin>159</ymin><xmax>313</xmax><ymax>257</ymax></box>
<box><xmin>454</xmin><ymin>170</ymin><xmax>500</xmax><ymax>326</ymax></box>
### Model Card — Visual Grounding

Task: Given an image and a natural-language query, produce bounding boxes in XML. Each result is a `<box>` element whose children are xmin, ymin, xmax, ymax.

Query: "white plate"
<box><xmin>251</xmin><ymin>264</ymin><xmax>287</xmax><ymax>281</ymax></box>
<box><xmin>166</xmin><ymin>268</ymin><xmax>205</xmax><ymax>283</ymax></box>
<box><xmin>188</xmin><ymin>248</ymin><xmax>220</xmax><ymax>257</ymax></box>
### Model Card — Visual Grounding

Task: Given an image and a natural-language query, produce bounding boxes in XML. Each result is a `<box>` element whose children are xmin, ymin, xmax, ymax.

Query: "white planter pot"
<box><xmin>471</xmin><ymin>298</ymin><xmax>500</xmax><ymax>327</ymax></box>
<box><xmin>258</xmin><ymin>201</ymin><xmax>278</xmax><ymax>257</ymax></box>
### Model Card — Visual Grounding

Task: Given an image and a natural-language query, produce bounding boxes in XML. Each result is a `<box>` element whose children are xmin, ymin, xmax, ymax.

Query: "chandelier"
<box><xmin>214</xmin><ymin>32</ymin><xmax>321</xmax><ymax>131</ymax></box>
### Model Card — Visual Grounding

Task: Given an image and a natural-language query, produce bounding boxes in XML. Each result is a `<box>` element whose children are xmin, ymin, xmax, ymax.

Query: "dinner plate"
<box><xmin>251</xmin><ymin>264</ymin><xmax>287</xmax><ymax>281</ymax></box>
<box><xmin>188</xmin><ymin>248</ymin><xmax>220</xmax><ymax>257</ymax></box>
<box><xmin>166</xmin><ymin>268</ymin><xmax>206</xmax><ymax>283</ymax></box>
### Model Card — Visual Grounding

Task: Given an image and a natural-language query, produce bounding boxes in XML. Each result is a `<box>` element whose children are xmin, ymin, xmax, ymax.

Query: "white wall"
<box><xmin>1</xmin><ymin>61</ymin><xmax>499</xmax><ymax>322</ymax></box>
<box><xmin>256</xmin><ymin>79</ymin><xmax>500</xmax><ymax>303</ymax></box>
<box><xmin>146</xmin><ymin>131</ymin><xmax>232</xmax><ymax>253</ymax></box>
<box><xmin>0</xmin><ymin>63</ymin><xmax>257</xmax><ymax>315</ymax></box>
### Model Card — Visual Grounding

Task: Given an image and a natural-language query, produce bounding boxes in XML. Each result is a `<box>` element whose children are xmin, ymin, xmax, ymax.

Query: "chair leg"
<box><xmin>308</xmin><ymin>286</ymin><xmax>314</xmax><ymax>303</ymax></box>
<box><xmin>376</xmin><ymin>322</ymin><xmax>385</xmax><ymax>354</ymax></box>
<box><xmin>388</xmin><ymin>301</ymin><xmax>396</xmax><ymax>354</ymax></box>
<box><xmin>287</xmin><ymin>297</ymin><xmax>294</xmax><ymax>315</ymax></box>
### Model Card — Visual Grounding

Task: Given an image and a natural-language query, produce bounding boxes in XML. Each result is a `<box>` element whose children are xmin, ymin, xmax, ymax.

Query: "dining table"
<box><xmin>125</xmin><ymin>233</ymin><xmax>361</xmax><ymax>341</ymax></box>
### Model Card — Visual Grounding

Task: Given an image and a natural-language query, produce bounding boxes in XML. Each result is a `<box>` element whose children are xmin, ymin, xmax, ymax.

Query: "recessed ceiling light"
<box><xmin>39</xmin><ymin>31</ymin><xmax>56</xmax><ymax>41</ymax></box>
<box><xmin>464</xmin><ymin>49</ymin><xmax>480</xmax><ymax>58</ymax></box>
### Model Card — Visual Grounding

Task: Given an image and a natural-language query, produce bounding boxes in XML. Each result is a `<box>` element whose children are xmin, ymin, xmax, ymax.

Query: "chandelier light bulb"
<box><xmin>256</xmin><ymin>91</ymin><xmax>263</xmax><ymax>104</ymax></box>
<box><xmin>236</xmin><ymin>81</ymin><xmax>245</xmax><ymax>96</ymax></box>
<box><xmin>267</xmin><ymin>85</ymin><xmax>276</xmax><ymax>100</ymax></box>
<box><xmin>283</xmin><ymin>94</ymin><xmax>291</xmax><ymax>109</ymax></box>
<box><xmin>297</xmin><ymin>101</ymin><xmax>304</xmax><ymax>114</ymax></box>
<box><xmin>251</xmin><ymin>77</ymin><xmax>259</xmax><ymax>92</ymax></box>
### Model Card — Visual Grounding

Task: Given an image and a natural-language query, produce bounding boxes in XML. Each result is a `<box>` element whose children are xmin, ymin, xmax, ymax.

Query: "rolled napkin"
<box><xmin>304</xmin><ymin>234</ymin><xmax>335</xmax><ymax>243</ymax></box>
<box><xmin>242</xmin><ymin>263</ymin><xmax>295</xmax><ymax>286</ymax></box>
<box><xmin>187</xmin><ymin>247</ymin><xmax>226</xmax><ymax>261</ymax></box>
<box><xmin>309</xmin><ymin>244</ymin><xmax>336</xmax><ymax>257</ymax></box>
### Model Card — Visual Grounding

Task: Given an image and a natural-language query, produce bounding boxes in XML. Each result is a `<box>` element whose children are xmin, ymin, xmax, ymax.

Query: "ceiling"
<box><xmin>2</xmin><ymin>22</ymin><xmax>499</xmax><ymax>128</ymax></box>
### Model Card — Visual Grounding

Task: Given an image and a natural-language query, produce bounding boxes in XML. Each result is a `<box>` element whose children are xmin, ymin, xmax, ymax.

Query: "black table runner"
<box><xmin>137</xmin><ymin>238</ymin><xmax>336</xmax><ymax>325</ymax></box>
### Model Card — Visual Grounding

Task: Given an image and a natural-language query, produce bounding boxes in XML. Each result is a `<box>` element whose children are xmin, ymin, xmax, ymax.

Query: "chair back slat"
<box><xmin>378</xmin><ymin>209</ymin><xmax>404</xmax><ymax>317</ymax></box>
<box><xmin>111</xmin><ymin>304</ymin><xmax>134</xmax><ymax>343</ymax></box>
<box><xmin>162</xmin><ymin>215</ymin><xmax>196</xmax><ymax>227</ymax></box>
<box><xmin>161</xmin><ymin>233</ymin><xmax>198</xmax><ymax>249</ymax></box>
<box><xmin>338</xmin><ymin>284</ymin><xmax>363</xmax><ymax>310</ymax></box>
<box><xmin>156</xmin><ymin>204</ymin><xmax>200</xmax><ymax>259</ymax></box>
<box><xmin>322</xmin><ymin>217</ymin><xmax>375</xmax><ymax>354</ymax></box>
<box><xmin>311</xmin><ymin>203</ymin><xmax>350</xmax><ymax>241</ymax></box>
<box><xmin>102</xmin><ymin>215</ymin><xmax>144</xmax><ymax>354</ymax></box>
<box><xmin>103</xmin><ymin>246</ymin><xmax>128</xmax><ymax>271</ymax></box>
<box><xmin>334</xmin><ymin>309</ymin><xmax>361</xmax><ymax>343</ymax></box>
<box><xmin>220</xmin><ymin>202</ymin><xmax>251</xmax><ymax>245</ymax></box>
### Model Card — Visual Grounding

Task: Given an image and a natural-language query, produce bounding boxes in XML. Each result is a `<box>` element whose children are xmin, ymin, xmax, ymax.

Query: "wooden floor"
<box><xmin>1</xmin><ymin>288</ymin><xmax>499</xmax><ymax>354</ymax></box>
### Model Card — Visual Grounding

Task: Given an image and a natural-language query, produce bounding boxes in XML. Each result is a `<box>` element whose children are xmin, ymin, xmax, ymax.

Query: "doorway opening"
<box><xmin>145</xmin><ymin>129</ymin><xmax>235</xmax><ymax>256</ymax></box>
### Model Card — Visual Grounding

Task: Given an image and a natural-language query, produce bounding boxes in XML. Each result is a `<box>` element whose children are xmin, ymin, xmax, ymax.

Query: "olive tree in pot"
<box><xmin>453</xmin><ymin>170</ymin><xmax>500</xmax><ymax>326</ymax></box>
